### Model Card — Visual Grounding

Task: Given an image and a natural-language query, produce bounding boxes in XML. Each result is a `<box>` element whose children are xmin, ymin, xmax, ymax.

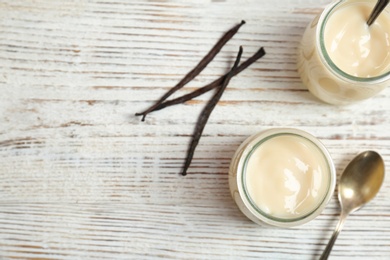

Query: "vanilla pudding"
<box><xmin>324</xmin><ymin>2</ymin><xmax>390</xmax><ymax>77</ymax></box>
<box><xmin>244</xmin><ymin>134</ymin><xmax>329</xmax><ymax>220</ymax></box>
<box><xmin>298</xmin><ymin>0</ymin><xmax>390</xmax><ymax>105</ymax></box>
<box><xmin>229</xmin><ymin>128</ymin><xmax>336</xmax><ymax>227</ymax></box>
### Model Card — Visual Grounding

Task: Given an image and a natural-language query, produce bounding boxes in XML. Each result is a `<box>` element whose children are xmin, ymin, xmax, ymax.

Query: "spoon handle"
<box><xmin>319</xmin><ymin>212</ymin><xmax>348</xmax><ymax>260</ymax></box>
<box><xmin>367</xmin><ymin>0</ymin><xmax>390</xmax><ymax>26</ymax></box>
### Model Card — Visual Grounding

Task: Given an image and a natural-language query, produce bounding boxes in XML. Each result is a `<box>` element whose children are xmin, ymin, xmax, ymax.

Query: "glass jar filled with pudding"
<box><xmin>298</xmin><ymin>0</ymin><xmax>390</xmax><ymax>105</ymax></box>
<box><xmin>229</xmin><ymin>128</ymin><xmax>336</xmax><ymax>228</ymax></box>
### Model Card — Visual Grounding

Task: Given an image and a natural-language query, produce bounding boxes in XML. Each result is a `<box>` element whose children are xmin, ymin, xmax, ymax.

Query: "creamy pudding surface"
<box><xmin>324</xmin><ymin>2</ymin><xmax>390</xmax><ymax>77</ymax></box>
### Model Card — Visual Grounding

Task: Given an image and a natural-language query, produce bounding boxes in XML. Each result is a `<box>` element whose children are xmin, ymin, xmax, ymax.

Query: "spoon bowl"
<box><xmin>339</xmin><ymin>151</ymin><xmax>385</xmax><ymax>213</ymax></box>
<box><xmin>319</xmin><ymin>151</ymin><xmax>385</xmax><ymax>260</ymax></box>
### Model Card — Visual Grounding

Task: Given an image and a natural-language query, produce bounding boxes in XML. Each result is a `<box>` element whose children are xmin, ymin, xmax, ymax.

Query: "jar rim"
<box><xmin>317</xmin><ymin>0</ymin><xmax>390</xmax><ymax>83</ymax></box>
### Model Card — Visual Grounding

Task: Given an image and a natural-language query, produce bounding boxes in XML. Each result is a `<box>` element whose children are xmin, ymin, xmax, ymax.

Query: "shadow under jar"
<box><xmin>298</xmin><ymin>0</ymin><xmax>390</xmax><ymax>105</ymax></box>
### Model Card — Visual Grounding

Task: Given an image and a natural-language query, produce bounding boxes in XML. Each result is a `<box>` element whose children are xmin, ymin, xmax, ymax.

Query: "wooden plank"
<box><xmin>0</xmin><ymin>0</ymin><xmax>389</xmax><ymax>259</ymax></box>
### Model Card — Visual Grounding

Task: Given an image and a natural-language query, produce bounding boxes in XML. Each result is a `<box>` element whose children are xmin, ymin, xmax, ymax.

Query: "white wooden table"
<box><xmin>1</xmin><ymin>0</ymin><xmax>389</xmax><ymax>259</ymax></box>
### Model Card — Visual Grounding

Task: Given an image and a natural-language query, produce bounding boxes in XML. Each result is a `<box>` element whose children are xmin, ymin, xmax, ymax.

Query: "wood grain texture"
<box><xmin>0</xmin><ymin>0</ymin><xmax>390</xmax><ymax>259</ymax></box>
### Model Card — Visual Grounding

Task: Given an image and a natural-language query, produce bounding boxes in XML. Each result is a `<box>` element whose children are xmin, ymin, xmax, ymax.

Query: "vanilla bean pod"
<box><xmin>152</xmin><ymin>47</ymin><xmax>265</xmax><ymax>113</ymax></box>
<box><xmin>135</xmin><ymin>20</ymin><xmax>246</xmax><ymax>121</ymax></box>
<box><xmin>182</xmin><ymin>46</ymin><xmax>243</xmax><ymax>176</ymax></box>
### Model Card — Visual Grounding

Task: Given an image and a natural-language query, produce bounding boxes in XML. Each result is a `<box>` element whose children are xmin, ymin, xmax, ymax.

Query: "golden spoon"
<box><xmin>319</xmin><ymin>151</ymin><xmax>385</xmax><ymax>260</ymax></box>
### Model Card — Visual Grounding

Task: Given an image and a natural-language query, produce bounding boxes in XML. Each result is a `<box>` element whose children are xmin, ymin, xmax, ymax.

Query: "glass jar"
<box><xmin>228</xmin><ymin>128</ymin><xmax>336</xmax><ymax>227</ymax></box>
<box><xmin>298</xmin><ymin>0</ymin><xmax>390</xmax><ymax>105</ymax></box>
